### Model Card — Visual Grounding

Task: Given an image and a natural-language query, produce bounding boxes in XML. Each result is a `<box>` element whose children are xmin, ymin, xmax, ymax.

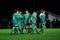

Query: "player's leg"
<box><xmin>31</xmin><ymin>23</ymin><xmax>35</xmax><ymax>33</ymax></box>
<box><xmin>42</xmin><ymin>23</ymin><xmax>46</xmax><ymax>33</ymax></box>
<box><xmin>10</xmin><ymin>23</ymin><xmax>16</xmax><ymax>34</ymax></box>
<box><xmin>11</xmin><ymin>26</ymin><xmax>18</xmax><ymax>35</ymax></box>
<box><xmin>17</xmin><ymin>21</ymin><xmax>22</xmax><ymax>34</ymax></box>
<box><xmin>40</xmin><ymin>23</ymin><xmax>45</xmax><ymax>34</ymax></box>
<box><xmin>26</xmin><ymin>26</ymin><xmax>29</xmax><ymax>33</ymax></box>
<box><xmin>20</xmin><ymin>26</ymin><xmax>24</xmax><ymax>34</ymax></box>
<box><xmin>19</xmin><ymin>26</ymin><xmax>22</xmax><ymax>33</ymax></box>
<box><xmin>21</xmin><ymin>27</ymin><xmax>23</xmax><ymax>33</ymax></box>
<box><xmin>25</xmin><ymin>20</ymin><xmax>28</xmax><ymax>33</ymax></box>
<box><xmin>21</xmin><ymin>21</ymin><xmax>24</xmax><ymax>34</ymax></box>
<box><xmin>11</xmin><ymin>19</ymin><xmax>18</xmax><ymax>34</ymax></box>
<box><xmin>31</xmin><ymin>23</ymin><xmax>38</xmax><ymax>34</ymax></box>
<box><xmin>21</xmin><ymin>24</ymin><xmax>24</xmax><ymax>34</ymax></box>
<box><xmin>11</xmin><ymin>26</ymin><xmax>15</xmax><ymax>34</ymax></box>
<box><xmin>15</xmin><ymin>26</ymin><xmax>18</xmax><ymax>34</ymax></box>
<box><xmin>34</xmin><ymin>25</ymin><xmax>38</xmax><ymax>33</ymax></box>
<box><xmin>27</xmin><ymin>20</ymin><xmax>32</xmax><ymax>34</ymax></box>
<box><xmin>13</xmin><ymin>23</ymin><xmax>19</xmax><ymax>34</ymax></box>
<box><xmin>19</xmin><ymin>25</ymin><xmax>24</xmax><ymax>34</ymax></box>
<box><xmin>18</xmin><ymin>22</ymin><xmax>23</xmax><ymax>34</ymax></box>
<box><xmin>28</xmin><ymin>25</ymin><xmax>32</xmax><ymax>34</ymax></box>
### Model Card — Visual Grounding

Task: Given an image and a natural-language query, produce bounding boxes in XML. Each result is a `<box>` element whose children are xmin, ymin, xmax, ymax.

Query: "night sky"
<box><xmin>0</xmin><ymin>0</ymin><xmax>60</xmax><ymax>18</ymax></box>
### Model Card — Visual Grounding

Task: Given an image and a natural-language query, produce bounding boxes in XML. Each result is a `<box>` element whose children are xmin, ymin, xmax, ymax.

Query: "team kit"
<box><xmin>11</xmin><ymin>10</ymin><xmax>46</xmax><ymax>34</ymax></box>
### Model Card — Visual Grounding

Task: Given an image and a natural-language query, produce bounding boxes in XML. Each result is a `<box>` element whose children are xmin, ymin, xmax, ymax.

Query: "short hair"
<box><xmin>41</xmin><ymin>10</ymin><xmax>45</xmax><ymax>13</ymax></box>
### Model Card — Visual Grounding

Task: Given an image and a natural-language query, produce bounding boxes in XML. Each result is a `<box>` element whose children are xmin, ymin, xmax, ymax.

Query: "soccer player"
<box><xmin>18</xmin><ymin>11</ymin><xmax>24</xmax><ymax>34</ymax></box>
<box><xmin>30</xmin><ymin>12</ymin><xmax>38</xmax><ymax>33</ymax></box>
<box><xmin>39</xmin><ymin>10</ymin><xmax>46</xmax><ymax>34</ymax></box>
<box><xmin>11</xmin><ymin>10</ymin><xmax>19</xmax><ymax>34</ymax></box>
<box><xmin>24</xmin><ymin>10</ymin><xmax>30</xmax><ymax>33</ymax></box>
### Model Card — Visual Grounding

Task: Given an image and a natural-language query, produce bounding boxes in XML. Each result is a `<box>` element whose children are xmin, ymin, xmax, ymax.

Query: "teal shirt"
<box><xmin>31</xmin><ymin>14</ymin><xmax>37</xmax><ymax>23</ymax></box>
<box><xmin>17</xmin><ymin>13</ymin><xmax>23</xmax><ymax>24</ymax></box>
<box><xmin>12</xmin><ymin>13</ymin><xmax>23</xmax><ymax>24</ymax></box>
<box><xmin>24</xmin><ymin>13</ymin><xmax>30</xmax><ymax>21</ymax></box>
<box><xmin>39</xmin><ymin>13</ymin><xmax>46</xmax><ymax>23</ymax></box>
<box><xmin>24</xmin><ymin>13</ymin><xmax>30</xmax><ymax>19</ymax></box>
<box><xmin>12</xmin><ymin>13</ymin><xmax>18</xmax><ymax>24</ymax></box>
<box><xmin>23</xmin><ymin>13</ymin><xmax>30</xmax><ymax>25</ymax></box>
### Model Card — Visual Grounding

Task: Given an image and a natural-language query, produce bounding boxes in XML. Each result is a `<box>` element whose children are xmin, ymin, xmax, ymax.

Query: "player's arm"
<box><xmin>30</xmin><ymin>17</ymin><xmax>33</xmax><ymax>22</ymax></box>
<box><xmin>20</xmin><ymin>15</ymin><xmax>23</xmax><ymax>18</ymax></box>
<box><xmin>31</xmin><ymin>17</ymin><xmax>35</xmax><ymax>23</ymax></box>
<box><xmin>12</xmin><ymin>14</ymin><xmax>15</xmax><ymax>20</ymax></box>
<box><xmin>34</xmin><ymin>19</ymin><xmax>36</xmax><ymax>23</ymax></box>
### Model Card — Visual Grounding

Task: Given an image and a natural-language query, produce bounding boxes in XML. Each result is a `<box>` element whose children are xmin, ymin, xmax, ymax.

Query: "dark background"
<box><xmin>0</xmin><ymin>0</ymin><xmax>60</xmax><ymax>28</ymax></box>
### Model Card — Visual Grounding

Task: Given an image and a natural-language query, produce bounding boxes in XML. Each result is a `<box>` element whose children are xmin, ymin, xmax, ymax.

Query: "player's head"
<box><xmin>19</xmin><ymin>11</ymin><xmax>22</xmax><ymax>14</ymax></box>
<box><xmin>25</xmin><ymin>10</ymin><xmax>29</xmax><ymax>14</ymax></box>
<box><xmin>16</xmin><ymin>10</ymin><xmax>19</xmax><ymax>13</ymax></box>
<box><xmin>33</xmin><ymin>12</ymin><xmax>37</xmax><ymax>15</ymax></box>
<box><xmin>41</xmin><ymin>10</ymin><xmax>45</xmax><ymax>14</ymax></box>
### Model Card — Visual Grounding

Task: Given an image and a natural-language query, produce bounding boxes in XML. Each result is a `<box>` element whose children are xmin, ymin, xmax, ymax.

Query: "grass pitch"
<box><xmin>0</xmin><ymin>29</ymin><xmax>60</xmax><ymax>40</ymax></box>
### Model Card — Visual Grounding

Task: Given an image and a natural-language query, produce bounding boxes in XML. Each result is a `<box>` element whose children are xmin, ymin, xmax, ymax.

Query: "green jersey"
<box><xmin>12</xmin><ymin>13</ymin><xmax>18</xmax><ymax>24</ymax></box>
<box><xmin>17</xmin><ymin>13</ymin><xmax>23</xmax><ymax>24</ymax></box>
<box><xmin>12</xmin><ymin>13</ymin><xmax>22</xmax><ymax>24</ymax></box>
<box><xmin>24</xmin><ymin>13</ymin><xmax>30</xmax><ymax>20</ymax></box>
<box><xmin>31</xmin><ymin>14</ymin><xmax>37</xmax><ymax>23</ymax></box>
<box><xmin>39</xmin><ymin>13</ymin><xmax>46</xmax><ymax>23</ymax></box>
<box><xmin>23</xmin><ymin>13</ymin><xmax>30</xmax><ymax>25</ymax></box>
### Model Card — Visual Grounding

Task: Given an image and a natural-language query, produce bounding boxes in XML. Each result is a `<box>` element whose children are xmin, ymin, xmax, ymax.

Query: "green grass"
<box><xmin>0</xmin><ymin>29</ymin><xmax>60</xmax><ymax>40</ymax></box>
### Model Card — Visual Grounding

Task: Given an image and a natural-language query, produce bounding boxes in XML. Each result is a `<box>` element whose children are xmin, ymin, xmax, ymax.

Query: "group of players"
<box><xmin>11</xmin><ymin>10</ymin><xmax>46</xmax><ymax>34</ymax></box>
